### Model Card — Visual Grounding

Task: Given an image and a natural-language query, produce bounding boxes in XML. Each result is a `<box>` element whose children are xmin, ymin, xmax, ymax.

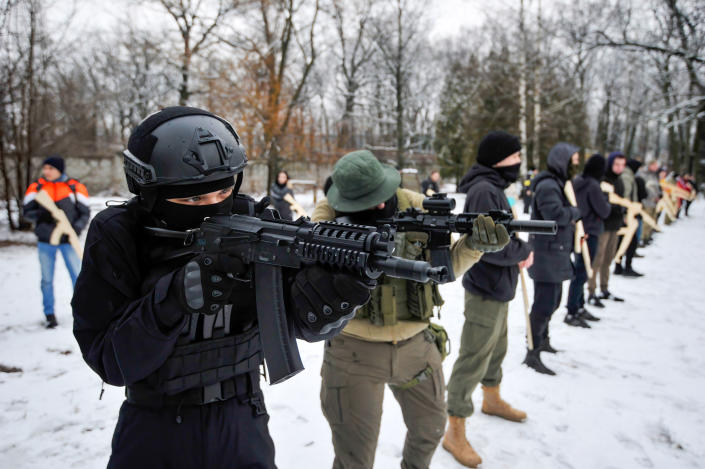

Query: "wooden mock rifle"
<box><xmin>34</xmin><ymin>190</ymin><xmax>83</xmax><ymax>259</ymax></box>
<box><xmin>600</xmin><ymin>182</ymin><xmax>660</xmax><ymax>263</ymax></box>
<box><xmin>564</xmin><ymin>181</ymin><xmax>594</xmax><ymax>280</ymax></box>
<box><xmin>283</xmin><ymin>193</ymin><xmax>308</xmax><ymax>218</ymax></box>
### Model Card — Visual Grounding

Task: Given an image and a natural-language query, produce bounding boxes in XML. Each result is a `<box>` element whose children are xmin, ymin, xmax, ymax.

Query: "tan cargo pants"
<box><xmin>588</xmin><ymin>230</ymin><xmax>619</xmax><ymax>295</ymax></box>
<box><xmin>446</xmin><ymin>291</ymin><xmax>508</xmax><ymax>418</ymax></box>
<box><xmin>320</xmin><ymin>331</ymin><xmax>446</xmax><ymax>469</ymax></box>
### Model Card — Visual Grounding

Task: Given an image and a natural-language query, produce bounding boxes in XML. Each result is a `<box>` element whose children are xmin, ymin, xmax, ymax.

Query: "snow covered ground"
<box><xmin>1</xmin><ymin>194</ymin><xmax>704</xmax><ymax>469</ymax></box>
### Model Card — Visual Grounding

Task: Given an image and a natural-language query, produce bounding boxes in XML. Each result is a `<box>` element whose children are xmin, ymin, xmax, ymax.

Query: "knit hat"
<box><xmin>583</xmin><ymin>154</ymin><xmax>606</xmax><ymax>180</ymax></box>
<box><xmin>477</xmin><ymin>131</ymin><xmax>521</xmax><ymax>167</ymax></box>
<box><xmin>42</xmin><ymin>155</ymin><xmax>65</xmax><ymax>174</ymax></box>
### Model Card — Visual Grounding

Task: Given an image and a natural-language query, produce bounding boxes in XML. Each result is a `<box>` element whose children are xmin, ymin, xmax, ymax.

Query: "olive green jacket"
<box><xmin>312</xmin><ymin>188</ymin><xmax>483</xmax><ymax>342</ymax></box>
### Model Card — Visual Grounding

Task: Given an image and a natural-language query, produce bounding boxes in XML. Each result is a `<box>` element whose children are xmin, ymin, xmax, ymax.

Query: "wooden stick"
<box><xmin>520</xmin><ymin>267</ymin><xmax>534</xmax><ymax>351</ymax></box>
<box><xmin>564</xmin><ymin>181</ymin><xmax>594</xmax><ymax>279</ymax></box>
<box><xmin>511</xmin><ymin>206</ymin><xmax>533</xmax><ymax>350</ymax></box>
<box><xmin>283</xmin><ymin>193</ymin><xmax>308</xmax><ymax>218</ymax></box>
<box><xmin>35</xmin><ymin>190</ymin><xmax>83</xmax><ymax>259</ymax></box>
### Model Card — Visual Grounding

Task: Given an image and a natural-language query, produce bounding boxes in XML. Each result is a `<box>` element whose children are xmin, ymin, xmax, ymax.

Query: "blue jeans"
<box><xmin>38</xmin><ymin>242</ymin><xmax>81</xmax><ymax>317</ymax></box>
<box><xmin>566</xmin><ymin>235</ymin><xmax>599</xmax><ymax>313</ymax></box>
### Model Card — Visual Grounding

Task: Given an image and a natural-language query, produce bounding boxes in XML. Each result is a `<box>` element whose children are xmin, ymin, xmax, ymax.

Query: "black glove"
<box><xmin>569</xmin><ymin>206</ymin><xmax>582</xmax><ymax>222</ymax></box>
<box><xmin>172</xmin><ymin>253</ymin><xmax>247</xmax><ymax>315</ymax></box>
<box><xmin>290</xmin><ymin>266</ymin><xmax>372</xmax><ymax>336</ymax></box>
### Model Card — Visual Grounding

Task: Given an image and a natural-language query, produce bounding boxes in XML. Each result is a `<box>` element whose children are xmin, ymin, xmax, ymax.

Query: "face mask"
<box><xmin>153</xmin><ymin>195</ymin><xmax>233</xmax><ymax>231</ymax></box>
<box><xmin>495</xmin><ymin>163</ymin><xmax>521</xmax><ymax>184</ymax></box>
<box><xmin>339</xmin><ymin>195</ymin><xmax>398</xmax><ymax>226</ymax></box>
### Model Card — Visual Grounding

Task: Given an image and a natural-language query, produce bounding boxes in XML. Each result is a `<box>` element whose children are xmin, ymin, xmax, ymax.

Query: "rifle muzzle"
<box><xmin>507</xmin><ymin>220</ymin><xmax>557</xmax><ymax>235</ymax></box>
<box><xmin>371</xmin><ymin>257</ymin><xmax>449</xmax><ymax>284</ymax></box>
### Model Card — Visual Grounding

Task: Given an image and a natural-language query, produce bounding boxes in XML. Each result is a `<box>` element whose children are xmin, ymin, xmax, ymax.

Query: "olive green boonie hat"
<box><xmin>327</xmin><ymin>150</ymin><xmax>401</xmax><ymax>213</ymax></box>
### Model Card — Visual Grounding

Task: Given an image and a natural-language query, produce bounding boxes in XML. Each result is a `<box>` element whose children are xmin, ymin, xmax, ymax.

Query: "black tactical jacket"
<box><xmin>458</xmin><ymin>164</ymin><xmax>531</xmax><ymax>302</ymax></box>
<box><xmin>71</xmin><ymin>196</ymin><xmax>338</xmax><ymax>390</ymax></box>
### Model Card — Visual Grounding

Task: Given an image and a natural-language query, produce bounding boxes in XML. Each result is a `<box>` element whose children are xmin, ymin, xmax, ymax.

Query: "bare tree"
<box><xmin>151</xmin><ymin>0</ymin><xmax>237</xmax><ymax>105</ymax></box>
<box><xmin>219</xmin><ymin>0</ymin><xmax>321</xmax><ymax>191</ymax></box>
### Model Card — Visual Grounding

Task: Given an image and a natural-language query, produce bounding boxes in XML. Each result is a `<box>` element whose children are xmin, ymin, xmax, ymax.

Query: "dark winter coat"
<box><xmin>421</xmin><ymin>178</ymin><xmax>440</xmax><ymax>195</ymax></box>
<box><xmin>269</xmin><ymin>183</ymin><xmax>295</xmax><ymax>220</ymax></box>
<box><xmin>527</xmin><ymin>143</ymin><xmax>581</xmax><ymax>283</ymax></box>
<box><xmin>71</xmin><ymin>196</ymin><xmax>339</xmax><ymax>388</ymax></box>
<box><xmin>22</xmin><ymin>175</ymin><xmax>91</xmax><ymax>243</ymax></box>
<box><xmin>573</xmin><ymin>155</ymin><xmax>611</xmax><ymax>237</ymax></box>
<box><xmin>603</xmin><ymin>154</ymin><xmax>626</xmax><ymax>231</ymax></box>
<box><xmin>457</xmin><ymin>164</ymin><xmax>531</xmax><ymax>302</ymax></box>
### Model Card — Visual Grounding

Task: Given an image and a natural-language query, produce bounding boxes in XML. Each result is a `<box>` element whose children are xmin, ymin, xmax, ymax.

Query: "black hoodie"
<box><xmin>457</xmin><ymin>164</ymin><xmax>531</xmax><ymax>302</ymax></box>
<box><xmin>527</xmin><ymin>143</ymin><xmax>581</xmax><ymax>283</ymax></box>
<box><xmin>573</xmin><ymin>154</ymin><xmax>611</xmax><ymax>236</ymax></box>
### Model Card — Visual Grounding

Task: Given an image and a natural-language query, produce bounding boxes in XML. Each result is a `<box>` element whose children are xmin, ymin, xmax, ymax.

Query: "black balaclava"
<box><xmin>583</xmin><ymin>154</ymin><xmax>606</xmax><ymax>180</ymax></box>
<box><xmin>151</xmin><ymin>176</ymin><xmax>235</xmax><ymax>231</ymax></box>
<box><xmin>495</xmin><ymin>163</ymin><xmax>521</xmax><ymax>184</ymax></box>
<box><xmin>337</xmin><ymin>194</ymin><xmax>398</xmax><ymax>226</ymax></box>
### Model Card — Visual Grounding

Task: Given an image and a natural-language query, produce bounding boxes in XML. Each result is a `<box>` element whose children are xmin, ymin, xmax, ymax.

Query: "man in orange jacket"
<box><xmin>23</xmin><ymin>155</ymin><xmax>90</xmax><ymax>328</ymax></box>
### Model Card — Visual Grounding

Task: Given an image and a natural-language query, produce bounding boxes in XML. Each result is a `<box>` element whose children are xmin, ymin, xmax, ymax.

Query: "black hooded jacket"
<box><xmin>527</xmin><ymin>143</ymin><xmax>581</xmax><ymax>283</ymax></box>
<box><xmin>457</xmin><ymin>164</ymin><xmax>531</xmax><ymax>302</ymax></box>
<box><xmin>269</xmin><ymin>182</ymin><xmax>295</xmax><ymax>220</ymax></box>
<box><xmin>573</xmin><ymin>154</ymin><xmax>611</xmax><ymax>236</ymax></box>
<box><xmin>603</xmin><ymin>154</ymin><xmax>626</xmax><ymax>231</ymax></box>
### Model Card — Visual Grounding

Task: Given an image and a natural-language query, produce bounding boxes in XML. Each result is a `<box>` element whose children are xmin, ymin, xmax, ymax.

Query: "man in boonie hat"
<box><xmin>313</xmin><ymin>150</ymin><xmax>510</xmax><ymax>469</ymax></box>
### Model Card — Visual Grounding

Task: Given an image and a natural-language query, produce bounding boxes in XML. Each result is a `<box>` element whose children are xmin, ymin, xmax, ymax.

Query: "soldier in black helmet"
<box><xmin>71</xmin><ymin>107</ymin><xmax>372</xmax><ymax>468</ymax></box>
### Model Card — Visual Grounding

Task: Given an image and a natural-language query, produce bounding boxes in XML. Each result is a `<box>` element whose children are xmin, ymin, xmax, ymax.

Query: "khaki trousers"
<box><xmin>320</xmin><ymin>331</ymin><xmax>446</xmax><ymax>469</ymax></box>
<box><xmin>446</xmin><ymin>291</ymin><xmax>508</xmax><ymax>418</ymax></box>
<box><xmin>588</xmin><ymin>230</ymin><xmax>619</xmax><ymax>295</ymax></box>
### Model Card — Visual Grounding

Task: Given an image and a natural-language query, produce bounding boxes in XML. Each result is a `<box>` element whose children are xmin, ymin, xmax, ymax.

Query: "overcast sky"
<box><xmin>49</xmin><ymin>0</ymin><xmax>511</xmax><ymax>43</ymax></box>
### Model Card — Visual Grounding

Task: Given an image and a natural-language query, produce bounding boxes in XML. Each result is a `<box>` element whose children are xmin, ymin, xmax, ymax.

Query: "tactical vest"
<box><xmin>355</xmin><ymin>190</ymin><xmax>444</xmax><ymax>326</ymax></box>
<box><xmin>126</xmin><ymin>197</ymin><xmax>264</xmax><ymax>409</ymax></box>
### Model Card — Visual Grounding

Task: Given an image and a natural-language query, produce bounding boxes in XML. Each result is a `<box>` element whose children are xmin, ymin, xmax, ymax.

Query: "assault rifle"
<box><xmin>149</xmin><ymin>209</ymin><xmax>448</xmax><ymax>385</ymax></box>
<box><xmin>376</xmin><ymin>193</ymin><xmax>558</xmax><ymax>282</ymax></box>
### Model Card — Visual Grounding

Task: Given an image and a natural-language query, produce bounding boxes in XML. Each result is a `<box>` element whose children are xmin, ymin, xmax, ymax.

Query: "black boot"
<box><xmin>540</xmin><ymin>337</ymin><xmax>560</xmax><ymax>354</ymax></box>
<box><xmin>564</xmin><ymin>312</ymin><xmax>591</xmax><ymax>328</ymax></box>
<box><xmin>45</xmin><ymin>314</ymin><xmax>58</xmax><ymax>329</ymax></box>
<box><xmin>622</xmin><ymin>267</ymin><xmax>644</xmax><ymax>277</ymax></box>
<box><xmin>588</xmin><ymin>294</ymin><xmax>605</xmax><ymax>308</ymax></box>
<box><xmin>523</xmin><ymin>349</ymin><xmax>556</xmax><ymax>375</ymax></box>
<box><xmin>613</xmin><ymin>263</ymin><xmax>624</xmax><ymax>275</ymax></box>
<box><xmin>578</xmin><ymin>307</ymin><xmax>600</xmax><ymax>322</ymax></box>
<box><xmin>601</xmin><ymin>290</ymin><xmax>624</xmax><ymax>302</ymax></box>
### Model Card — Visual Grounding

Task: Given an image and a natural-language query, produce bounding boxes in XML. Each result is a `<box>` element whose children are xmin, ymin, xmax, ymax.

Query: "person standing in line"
<box><xmin>421</xmin><ymin>170</ymin><xmax>441</xmax><ymax>196</ymax></box>
<box><xmin>564</xmin><ymin>154</ymin><xmax>610</xmax><ymax>326</ymax></box>
<box><xmin>23</xmin><ymin>155</ymin><xmax>90</xmax><ymax>328</ymax></box>
<box><xmin>638</xmin><ymin>160</ymin><xmax>661</xmax><ymax>245</ymax></box>
<box><xmin>524</xmin><ymin>143</ymin><xmax>581</xmax><ymax>376</ymax></box>
<box><xmin>443</xmin><ymin>131</ymin><xmax>532</xmax><ymax>468</ymax></box>
<box><xmin>587</xmin><ymin>152</ymin><xmax>627</xmax><ymax>306</ymax></box>
<box><xmin>269</xmin><ymin>170</ymin><xmax>297</xmax><ymax>220</ymax></box>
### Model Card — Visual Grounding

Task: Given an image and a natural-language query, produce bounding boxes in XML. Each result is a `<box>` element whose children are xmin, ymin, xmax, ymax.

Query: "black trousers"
<box><xmin>107</xmin><ymin>392</ymin><xmax>276</xmax><ymax>469</ymax></box>
<box><xmin>529</xmin><ymin>281</ymin><xmax>563</xmax><ymax>349</ymax></box>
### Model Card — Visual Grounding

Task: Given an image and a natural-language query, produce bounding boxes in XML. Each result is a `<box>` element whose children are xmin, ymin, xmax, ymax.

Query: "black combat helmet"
<box><xmin>124</xmin><ymin>106</ymin><xmax>247</xmax><ymax>204</ymax></box>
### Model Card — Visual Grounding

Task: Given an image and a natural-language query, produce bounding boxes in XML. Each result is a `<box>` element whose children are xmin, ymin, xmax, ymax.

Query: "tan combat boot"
<box><xmin>442</xmin><ymin>416</ymin><xmax>482</xmax><ymax>468</ymax></box>
<box><xmin>481</xmin><ymin>385</ymin><xmax>527</xmax><ymax>422</ymax></box>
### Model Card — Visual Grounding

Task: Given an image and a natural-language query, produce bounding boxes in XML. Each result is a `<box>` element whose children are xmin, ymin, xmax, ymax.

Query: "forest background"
<box><xmin>1</xmin><ymin>0</ymin><xmax>703</xmax><ymax>228</ymax></box>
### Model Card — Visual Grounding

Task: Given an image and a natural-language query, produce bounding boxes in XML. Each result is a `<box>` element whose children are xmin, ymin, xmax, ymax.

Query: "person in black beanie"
<box><xmin>525</xmin><ymin>143</ymin><xmax>582</xmax><ymax>376</ymax></box>
<box><xmin>564</xmin><ymin>154</ymin><xmax>611</xmax><ymax>325</ymax></box>
<box><xmin>444</xmin><ymin>130</ymin><xmax>532</xmax><ymax>467</ymax></box>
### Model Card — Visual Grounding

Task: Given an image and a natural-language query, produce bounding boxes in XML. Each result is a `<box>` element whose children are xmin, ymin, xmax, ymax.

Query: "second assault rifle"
<box><xmin>149</xmin><ymin>208</ymin><xmax>448</xmax><ymax>385</ymax></box>
<box><xmin>377</xmin><ymin>193</ymin><xmax>558</xmax><ymax>282</ymax></box>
